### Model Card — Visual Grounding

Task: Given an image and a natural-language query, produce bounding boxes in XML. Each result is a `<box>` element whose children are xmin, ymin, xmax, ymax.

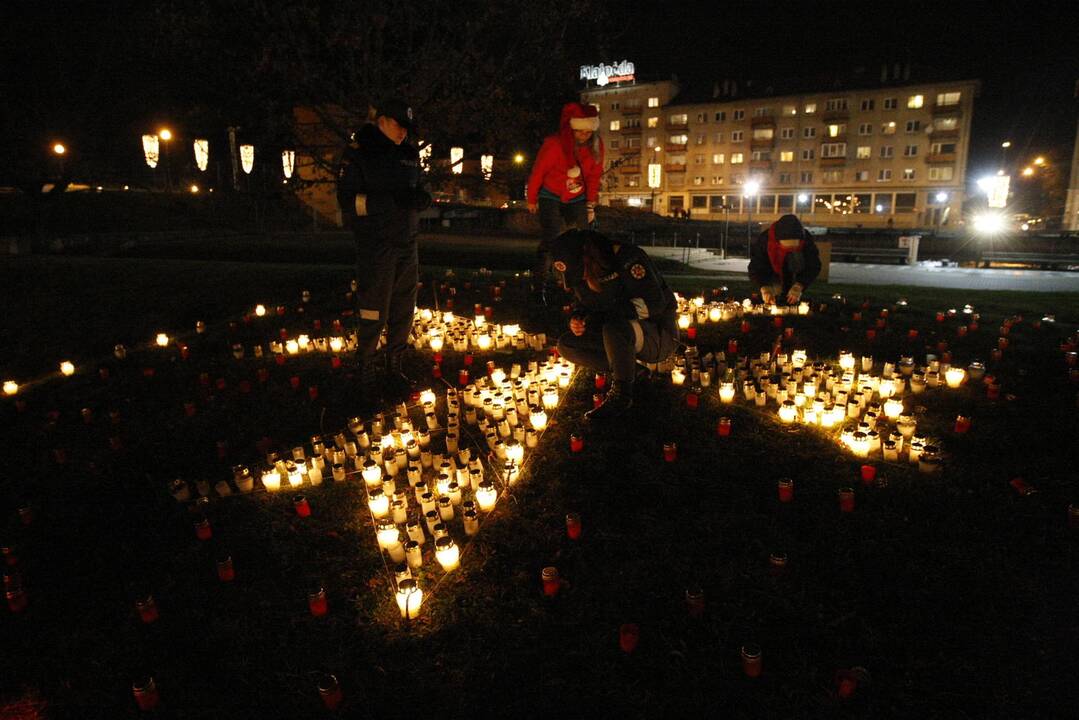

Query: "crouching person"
<box><xmin>551</xmin><ymin>230</ymin><xmax>678</xmax><ymax>421</ymax></box>
<box><xmin>748</xmin><ymin>213</ymin><xmax>822</xmax><ymax>306</ymax></box>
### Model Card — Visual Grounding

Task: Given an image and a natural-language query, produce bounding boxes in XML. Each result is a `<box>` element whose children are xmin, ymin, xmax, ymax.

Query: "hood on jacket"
<box><xmin>559</xmin><ymin>102</ymin><xmax>601</xmax><ymax>168</ymax></box>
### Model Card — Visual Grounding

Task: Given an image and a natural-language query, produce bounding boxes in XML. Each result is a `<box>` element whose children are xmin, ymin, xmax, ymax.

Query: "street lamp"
<box><xmin>744</xmin><ymin>179</ymin><xmax>760</xmax><ymax>256</ymax></box>
<box><xmin>513</xmin><ymin>152</ymin><xmax>525</xmax><ymax>165</ymax></box>
<box><xmin>159</xmin><ymin>127</ymin><xmax>173</xmax><ymax>191</ymax></box>
<box><xmin>1033</xmin><ymin>156</ymin><xmax>1045</xmax><ymax>166</ymax></box>
<box><xmin>52</xmin><ymin>142</ymin><xmax>66</xmax><ymax>177</ymax></box>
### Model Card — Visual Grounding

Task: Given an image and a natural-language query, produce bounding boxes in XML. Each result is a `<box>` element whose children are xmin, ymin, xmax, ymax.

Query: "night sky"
<box><xmin>3</xmin><ymin>1</ymin><xmax>1077</xmax><ymax>182</ymax></box>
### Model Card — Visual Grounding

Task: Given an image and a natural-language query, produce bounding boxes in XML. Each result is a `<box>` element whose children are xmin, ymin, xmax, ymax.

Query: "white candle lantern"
<box><xmin>883</xmin><ymin>398</ymin><xmax>904</xmax><ymax>420</ymax></box>
<box><xmin>396</xmin><ymin>579</ymin><xmax>423</xmax><ymax>618</ymax></box>
<box><xmin>59</xmin><ymin>361</ymin><xmax>76</xmax><ymax>376</ymax></box>
<box><xmin>476</xmin><ymin>480</ymin><xmax>497</xmax><ymax>511</ymax></box>
<box><xmin>778</xmin><ymin>401</ymin><xmax>797</xmax><ymax>423</ymax></box>
<box><xmin>376</xmin><ymin>518</ymin><xmax>400</xmax><ymax>550</ymax></box>
<box><xmin>2</xmin><ymin>380</ymin><xmax>17</xmax><ymax>396</ymax></box>
<box><xmin>368</xmin><ymin>488</ymin><xmax>390</xmax><ymax>518</ymax></box>
<box><xmin>434</xmin><ymin>537</ymin><xmax>460</xmax><ymax>571</ymax></box>
<box><xmin>361</xmin><ymin>460</ymin><xmax>382</xmax><ymax>488</ymax></box>
<box><xmin>240</xmin><ymin>144</ymin><xmax>255</xmax><ymax>174</ymax></box>
<box><xmin>529</xmin><ymin>406</ymin><xmax>548</xmax><ymax>430</ymax></box>
<box><xmin>719</xmin><ymin>382</ymin><xmax>735</xmax><ymax>403</ymax></box>
<box><xmin>944</xmin><ymin>367</ymin><xmax>966</xmax><ymax>388</ymax></box>
<box><xmin>838</xmin><ymin>352</ymin><xmax>855</xmax><ymax>372</ymax></box>
<box><xmin>261</xmin><ymin>470</ymin><xmax>282</xmax><ymax>492</ymax></box>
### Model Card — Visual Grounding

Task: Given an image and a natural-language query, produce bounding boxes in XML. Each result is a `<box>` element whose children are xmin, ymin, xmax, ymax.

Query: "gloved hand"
<box><xmin>760</xmin><ymin>285</ymin><xmax>776</xmax><ymax>305</ymax></box>
<box><xmin>786</xmin><ymin>283</ymin><xmax>804</xmax><ymax>305</ymax></box>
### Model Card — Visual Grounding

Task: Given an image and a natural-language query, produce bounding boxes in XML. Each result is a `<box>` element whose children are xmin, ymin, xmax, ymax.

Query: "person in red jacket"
<box><xmin>526</xmin><ymin>102</ymin><xmax>605</xmax><ymax>305</ymax></box>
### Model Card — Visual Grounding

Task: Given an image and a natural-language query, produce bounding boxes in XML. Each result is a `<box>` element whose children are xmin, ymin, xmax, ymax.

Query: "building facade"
<box><xmin>582</xmin><ymin>77</ymin><xmax>979</xmax><ymax>229</ymax></box>
<box><xmin>1064</xmin><ymin>112</ymin><xmax>1079</xmax><ymax>231</ymax></box>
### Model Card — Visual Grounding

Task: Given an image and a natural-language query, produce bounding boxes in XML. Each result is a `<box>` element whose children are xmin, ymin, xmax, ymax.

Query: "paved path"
<box><xmin>662</xmin><ymin>253</ymin><xmax>1079</xmax><ymax>293</ymax></box>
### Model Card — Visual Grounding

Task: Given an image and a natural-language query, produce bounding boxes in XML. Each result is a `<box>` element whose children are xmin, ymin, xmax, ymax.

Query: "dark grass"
<box><xmin>1</xmin><ymin>249</ymin><xmax>1078</xmax><ymax>719</ymax></box>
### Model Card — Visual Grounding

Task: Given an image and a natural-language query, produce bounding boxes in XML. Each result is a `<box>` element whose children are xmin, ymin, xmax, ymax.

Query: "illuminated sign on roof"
<box><xmin>580</xmin><ymin>60</ymin><xmax>635</xmax><ymax>86</ymax></box>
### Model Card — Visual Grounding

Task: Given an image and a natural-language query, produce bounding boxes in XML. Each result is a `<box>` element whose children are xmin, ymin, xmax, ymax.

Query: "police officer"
<box><xmin>337</xmin><ymin>99</ymin><xmax>431</xmax><ymax>395</ymax></box>
<box><xmin>551</xmin><ymin>229</ymin><xmax>678</xmax><ymax>421</ymax></box>
<box><xmin>747</xmin><ymin>213</ymin><xmax>821</xmax><ymax>306</ymax></box>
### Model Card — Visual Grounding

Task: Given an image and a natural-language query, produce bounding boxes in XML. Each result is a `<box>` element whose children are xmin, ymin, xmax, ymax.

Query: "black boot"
<box><xmin>386</xmin><ymin>352</ymin><xmax>414</xmax><ymax>397</ymax></box>
<box><xmin>358</xmin><ymin>355</ymin><xmax>386</xmax><ymax>405</ymax></box>
<box><xmin>584</xmin><ymin>380</ymin><xmax>634</xmax><ymax>422</ymax></box>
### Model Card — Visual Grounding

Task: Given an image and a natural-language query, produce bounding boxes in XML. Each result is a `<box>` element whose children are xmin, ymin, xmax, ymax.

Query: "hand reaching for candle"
<box><xmin>785</xmin><ymin>283</ymin><xmax>804</xmax><ymax>305</ymax></box>
<box><xmin>760</xmin><ymin>286</ymin><xmax>776</xmax><ymax>305</ymax></box>
<box><xmin>569</xmin><ymin>316</ymin><xmax>586</xmax><ymax>336</ymax></box>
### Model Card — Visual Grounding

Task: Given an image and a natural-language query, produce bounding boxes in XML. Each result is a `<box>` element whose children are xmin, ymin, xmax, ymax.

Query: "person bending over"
<box><xmin>747</xmin><ymin>213</ymin><xmax>821</xmax><ymax>305</ymax></box>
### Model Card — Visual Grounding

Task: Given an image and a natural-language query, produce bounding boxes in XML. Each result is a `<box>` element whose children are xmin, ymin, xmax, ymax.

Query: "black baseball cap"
<box><xmin>377</xmin><ymin>99</ymin><xmax>415</xmax><ymax>132</ymax></box>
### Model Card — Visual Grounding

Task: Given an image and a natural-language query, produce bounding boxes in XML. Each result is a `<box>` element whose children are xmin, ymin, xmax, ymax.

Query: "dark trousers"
<box><xmin>557</xmin><ymin>317</ymin><xmax>676</xmax><ymax>383</ymax></box>
<box><xmin>534</xmin><ymin>197</ymin><xmax>588</xmax><ymax>285</ymax></box>
<box><xmin>354</xmin><ymin>236</ymin><xmax>418</xmax><ymax>360</ymax></box>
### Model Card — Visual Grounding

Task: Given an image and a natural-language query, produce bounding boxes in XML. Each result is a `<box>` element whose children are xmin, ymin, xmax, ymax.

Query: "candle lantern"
<box><xmin>838</xmin><ymin>487</ymin><xmax>855</xmax><ymax>512</ymax></box>
<box><xmin>570</xmin><ymin>434</ymin><xmax>585</xmax><ymax>453</ymax></box>
<box><xmin>194</xmin><ymin>517</ymin><xmax>213</xmax><ymax>540</ymax></box>
<box><xmin>954</xmin><ymin>415</ymin><xmax>971</xmax><ymax>433</ymax></box>
<box><xmin>132</xmin><ymin>676</ymin><xmax>160</xmax><ymax>712</ymax></box>
<box><xmin>308</xmin><ymin>586</ymin><xmax>328</xmax><ymax>616</ymax></box>
<box><xmin>566</xmin><ymin>512</ymin><xmax>582</xmax><ymax>540</ymax></box>
<box><xmin>859</xmin><ymin>465</ymin><xmax>876</xmax><ymax>485</ymax></box>
<box><xmin>405</xmin><ymin>540</ymin><xmax>422</xmax><ymax>569</ymax></box>
<box><xmin>216</xmin><ymin>555</ymin><xmax>235</xmax><ymax>582</ymax></box>
<box><xmin>685</xmin><ymin>587</ymin><xmax>705</xmax><ymax>618</ymax></box>
<box><xmin>396</xmin><ymin>578</ymin><xmax>423</xmax><ymax>619</ymax></box>
<box><xmin>619</xmin><ymin>623</ymin><xmax>640</xmax><ymax>653</ymax></box>
<box><xmin>740</xmin><ymin>645</ymin><xmax>763</xmax><ymax>678</ymax></box>
<box><xmin>777</xmin><ymin>478</ymin><xmax>794</xmax><ymax>503</ymax></box>
<box><xmin>663</xmin><ymin>442</ymin><xmax>677</xmax><ymax>462</ymax></box>
<box><xmin>434</xmin><ymin>537</ymin><xmax>460</xmax><ymax>571</ymax></box>
<box><xmin>944</xmin><ymin>367</ymin><xmax>966</xmax><ymax>389</ymax></box>
<box><xmin>719</xmin><ymin>382</ymin><xmax>736</xmax><ymax>403</ymax></box>
<box><xmin>541</xmin><ymin>566</ymin><xmax>560</xmax><ymax>597</ymax></box>
<box><xmin>717</xmin><ymin>417</ymin><xmax>732</xmax><ymax>436</ymax></box>
<box><xmin>476</xmin><ymin>480</ymin><xmax>497</xmax><ymax>511</ymax></box>
<box><xmin>317</xmin><ymin>674</ymin><xmax>343</xmax><ymax>710</ymax></box>
<box><xmin>135</xmin><ymin>594</ymin><xmax>159</xmax><ymax>624</ymax></box>
<box><xmin>368</xmin><ymin>488</ymin><xmax>390</xmax><ymax>518</ymax></box>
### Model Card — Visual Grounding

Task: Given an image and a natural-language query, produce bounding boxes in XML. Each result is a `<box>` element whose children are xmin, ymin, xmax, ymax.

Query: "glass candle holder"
<box><xmin>838</xmin><ymin>487</ymin><xmax>855</xmax><ymax>513</ymax></box>
<box><xmin>619</xmin><ymin>623</ymin><xmax>640</xmax><ymax>653</ymax></box>
<box><xmin>194</xmin><ymin>517</ymin><xmax>212</xmax><ymax>541</ymax></box>
<box><xmin>717</xmin><ymin>417</ymin><xmax>732</xmax><ymax>437</ymax></box>
<box><xmin>434</xmin><ymin>537</ymin><xmax>460</xmax><ymax>571</ymax></box>
<box><xmin>777</xmin><ymin>478</ymin><xmax>794</xmax><ymax>503</ymax></box>
<box><xmin>135</xmin><ymin>594</ymin><xmax>159</xmax><ymax>624</ymax></box>
<box><xmin>954</xmin><ymin>415</ymin><xmax>971</xmax><ymax>433</ymax></box>
<box><xmin>685</xmin><ymin>587</ymin><xmax>705</xmax><ymax>618</ymax></box>
<box><xmin>541</xmin><ymin>566</ymin><xmax>560</xmax><ymax>597</ymax></box>
<box><xmin>317</xmin><ymin>673</ymin><xmax>343</xmax><ymax>710</ymax></box>
<box><xmin>293</xmin><ymin>494</ymin><xmax>311</xmax><ymax>517</ymax></box>
<box><xmin>132</xmin><ymin>676</ymin><xmax>160</xmax><ymax>711</ymax></box>
<box><xmin>768</xmin><ymin>552</ymin><xmax>788</xmax><ymax>576</ymax></box>
<box><xmin>663</xmin><ymin>442</ymin><xmax>678</xmax><ymax>463</ymax></box>
<box><xmin>566</xmin><ymin>512</ymin><xmax>582</xmax><ymax>540</ymax></box>
<box><xmin>740</xmin><ymin>644</ymin><xmax>763</xmax><ymax>678</ymax></box>
<box><xmin>308</xmin><ymin>586</ymin><xmax>328</xmax><ymax>617</ymax></box>
<box><xmin>216</xmin><ymin>555</ymin><xmax>235</xmax><ymax>582</ymax></box>
<box><xmin>859</xmin><ymin>465</ymin><xmax>877</xmax><ymax>485</ymax></box>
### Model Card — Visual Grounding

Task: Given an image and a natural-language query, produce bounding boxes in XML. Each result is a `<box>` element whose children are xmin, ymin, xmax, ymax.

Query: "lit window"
<box><xmin>804</xmin><ymin>103</ymin><xmax>817</xmax><ymax>114</ymax></box>
<box><xmin>928</xmin><ymin>166</ymin><xmax>954</xmax><ymax>181</ymax></box>
<box><xmin>609</xmin><ymin>120</ymin><xmax>620</xmax><ymax>131</ymax></box>
<box><xmin>780</xmin><ymin>151</ymin><xmax>794</xmax><ymax>162</ymax></box>
<box><xmin>782</xmin><ymin>105</ymin><xmax>797</xmax><ymax>116</ymax></box>
<box><xmin>712</xmin><ymin>153</ymin><xmax>725</xmax><ymax>164</ymax></box>
<box><xmin>935</xmin><ymin>91</ymin><xmax>961</xmax><ymax>107</ymax></box>
<box><xmin>827</xmin><ymin>124</ymin><xmax>846</xmax><ymax>137</ymax></box>
<box><xmin>693</xmin><ymin>176</ymin><xmax>704</xmax><ymax>185</ymax></box>
<box><xmin>902</xmin><ymin>168</ymin><xmax>915</xmax><ymax>180</ymax></box>
<box><xmin>935</xmin><ymin>117</ymin><xmax>958</xmax><ymax>130</ymax></box>
<box><xmin>856</xmin><ymin>146</ymin><xmax>871</xmax><ymax>159</ymax></box>
<box><xmin>731</xmin><ymin>153</ymin><xmax>744</xmax><ymax>164</ymax></box>
<box><xmin>881</xmin><ymin>122</ymin><xmax>896</xmax><ymax>135</ymax></box>
<box><xmin>647</xmin><ymin>97</ymin><xmax>660</xmax><ymax>107</ymax></box>
<box><xmin>669</xmin><ymin>114</ymin><xmax>688</xmax><ymax>126</ymax></box>
<box><xmin>646</xmin><ymin>136</ymin><xmax>656</xmax><ymax>148</ymax></box>
<box><xmin>669</xmin><ymin>134</ymin><xmax>688</xmax><ymax>145</ymax></box>
<box><xmin>752</xmin><ymin>128</ymin><xmax>774</xmax><ymax>140</ymax></box>
<box><xmin>907</xmin><ymin>95</ymin><xmax>924</xmax><ymax>109</ymax></box>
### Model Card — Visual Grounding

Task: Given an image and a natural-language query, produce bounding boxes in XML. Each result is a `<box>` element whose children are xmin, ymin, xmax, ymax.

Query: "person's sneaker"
<box><xmin>584</xmin><ymin>381</ymin><xmax>634</xmax><ymax>422</ymax></box>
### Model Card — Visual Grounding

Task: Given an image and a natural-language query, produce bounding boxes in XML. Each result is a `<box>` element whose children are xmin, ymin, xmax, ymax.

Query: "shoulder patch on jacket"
<box><xmin>629</xmin><ymin>263</ymin><xmax>646</xmax><ymax>280</ymax></box>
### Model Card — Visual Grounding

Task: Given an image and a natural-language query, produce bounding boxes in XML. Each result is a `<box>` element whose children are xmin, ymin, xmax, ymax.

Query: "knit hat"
<box><xmin>772</xmin><ymin>214</ymin><xmax>804</xmax><ymax>241</ymax></box>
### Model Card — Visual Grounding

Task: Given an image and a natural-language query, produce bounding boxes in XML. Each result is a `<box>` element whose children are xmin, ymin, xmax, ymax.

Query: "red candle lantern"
<box><xmin>908</xmin><ymin>329</ymin><xmax>919</xmax><ymax>340</ymax></box>
<box><xmin>294</xmin><ymin>494</ymin><xmax>311</xmax><ymax>517</ymax></box>
<box><xmin>852</xmin><ymin>311</ymin><xmax>862</xmax><ymax>322</ymax></box>
<box><xmin>717</xmin><ymin>417</ymin><xmax>732</xmax><ymax>437</ymax></box>
<box><xmin>216</xmin><ymin>555</ymin><xmax>235</xmax><ymax>582</ymax></box>
<box><xmin>541</xmin><ymin>567</ymin><xmax>560</xmax><ymax>597</ymax></box>
<box><xmin>458</xmin><ymin>369</ymin><xmax>469</xmax><ymax>386</ymax></box>
<box><xmin>768</xmin><ymin>552</ymin><xmax>788</xmax><ymax>576</ymax></box>
<box><xmin>312</xmin><ymin>319</ymin><xmax>322</xmax><ymax>330</ymax></box>
<box><xmin>685</xmin><ymin>587</ymin><xmax>705</xmax><ymax>618</ymax></box>
<box><xmin>194</xmin><ymin>517</ymin><xmax>212</xmax><ymax>541</ymax></box>
<box><xmin>773</xmin><ymin>316</ymin><xmax>783</xmax><ymax>328</ymax></box>
<box><xmin>728</xmin><ymin>338</ymin><xmax>739</xmax><ymax>355</ymax></box>
<box><xmin>969</xmin><ymin>321</ymin><xmax>979</xmax><ymax>332</ymax></box>
<box><xmin>595</xmin><ymin>373</ymin><xmax>607</xmax><ymax>390</ymax></box>
<box><xmin>279</xmin><ymin>328</ymin><xmax>289</xmax><ymax>340</ymax></box>
<box><xmin>866</xmin><ymin>329</ymin><xmax>876</xmax><ymax>341</ymax></box>
<box><xmin>135</xmin><ymin>594</ymin><xmax>159</xmax><ymax>624</ymax></box>
<box><xmin>954</xmin><ymin>415</ymin><xmax>971</xmax><ymax>433</ymax></box>
<box><xmin>593</xmin><ymin>393</ymin><xmax>604</xmax><ymax>409</ymax></box>
<box><xmin>784</xmin><ymin>326</ymin><xmax>794</xmax><ymax>339</ymax></box>
<box><xmin>740</xmin><ymin>320</ymin><xmax>751</xmax><ymax>334</ymax></box>
<box><xmin>740</xmin><ymin>644</ymin><xmax>763</xmax><ymax>678</ymax></box>
<box><xmin>957</xmin><ymin>325</ymin><xmax>967</xmax><ymax>337</ymax></box>
<box><xmin>464</xmin><ymin>354</ymin><xmax>474</xmax><ymax>366</ymax></box>
<box><xmin>318</xmin><ymin>674</ymin><xmax>343</xmax><ymax>711</ymax></box>
<box><xmin>307</xmin><ymin>385</ymin><xmax>319</xmax><ymax>400</ymax></box>
<box><xmin>838</xmin><ymin>487</ymin><xmax>855</xmax><ymax>513</ymax></box>
<box><xmin>987</xmin><ymin>382</ymin><xmax>1000</xmax><ymax>400</ymax></box>
<box><xmin>565</xmin><ymin>512</ymin><xmax>582</xmax><ymax>540</ymax></box>
<box><xmin>289</xmin><ymin>376</ymin><xmax>301</xmax><ymax>390</ymax></box>
<box><xmin>2</xmin><ymin>546</ymin><xmax>17</xmax><ymax>567</ymax></box>
<box><xmin>859</xmin><ymin>465</ymin><xmax>876</xmax><ymax>485</ymax></box>
<box><xmin>433</xmin><ymin>352</ymin><xmax>443</xmax><ymax>364</ymax></box>
<box><xmin>686</xmin><ymin>392</ymin><xmax>699</xmax><ymax>409</ymax></box>
<box><xmin>183</xmin><ymin>401</ymin><xmax>196</xmax><ymax>417</ymax></box>
<box><xmin>132</xmin><ymin>676</ymin><xmax>160</xmax><ymax>712</ymax></box>
<box><xmin>687</xmin><ymin>326</ymin><xmax>697</xmax><ymax>341</ymax></box>
<box><xmin>275</xmin><ymin>354</ymin><xmax>286</xmax><ymax>366</ymax></box>
<box><xmin>331</xmin><ymin>356</ymin><xmax>342</xmax><ymax>369</ymax></box>
<box><xmin>570</xmin><ymin>434</ymin><xmax>585</xmax><ymax>453</ymax></box>
<box><xmin>663</xmin><ymin>442</ymin><xmax>678</xmax><ymax>463</ymax></box>
<box><xmin>432</xmin><ymin>364</ymin><xmax>442</xmax><ymax>379</ymax></box>
<box><xmin>308</xmin><ymin>586</ymin><xmax>328</xmax><ymax>617</ymax></box>
<box><xmin>935</xmin><ymin>311</ymin><xmax>945</xmax><ymax>322</ymax></box>
<box><xmin>876</xmin><ymin>317</ymin><xmax>886</xmax><ymax>329</ymax></box>
<box><xmin>998</xmin><ymin>337</ymin><xmax>1009</xmax><ymax>350</ymax></box>
<box><xmin>619</xmin><ymin>623</ymin><xmax>640</xmax><ymax>653</ymax></box>
<box><xmin>777</xmin><ymin>478</ymin><xmax>794</xmax><ymax>503</ymax></box>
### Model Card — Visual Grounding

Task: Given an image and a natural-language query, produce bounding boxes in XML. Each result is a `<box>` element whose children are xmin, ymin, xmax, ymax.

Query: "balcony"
<box><xmin>820</xmin><ymin>156</ymin><xmax>847</xmax><ymax>167</ymax></box>
<box><xmin>928</xmin><ymin>127</ymin><xmax>959</xmax><ymax>139</ymax></box>
<box><xmin>821</xmin><ymin>133</ymin><xmax>847</xmax><ymax>143</ymax></box>
<box><xmin>622</xmin><ymin>105</ymin><xmax>642</xmax><ymax>116</ymax></box>
<box><xmin>620</xmin><ymin>125</ymin><xmax>642</xmax><ymax>135</ymax></box>
<box><xmin>665</xmin><ymin>142</ymin><xmax>688</xmax><ymax>152</ymax></box>
<box><xmin>666</xmin><ymin>120</ymin><xmax>689</xmax><ymax>131</ymax></box>
<box><xmin>925</xmin><ymin>153</ymin><xmax>957</xmax><ymax>164</ymax></box>
<box><xmin>749</xmin><ymin>160</ymin><xmax>773</xmax><ymax>172</ymax></box>
<box><xmin>664</xmin><ymin>163</ymin><xmax>687</xmax><ymax>173</ymax></box>
<box><xmin>619</xmin><ymin>163</ymin><xmax>641</xmax><ymax>175</ymax></box>
<box><xmin>931</xmin><ymin>103</ymin><xmax>962</xmax><ymax>117</ymax></box>
<box><xmin>750</xmin><ymin>137</ymin><xmax>776</xmax><ymax>150</ymax></box>
<box><xmin>750</xmin><ymin>115</ymin><xmax>776</xmax><ymax>128</ymax></box>
<box><xmin>822</xmin><ymin>108</ymin><xmax>850</xmax><ymax>122</ymax></box>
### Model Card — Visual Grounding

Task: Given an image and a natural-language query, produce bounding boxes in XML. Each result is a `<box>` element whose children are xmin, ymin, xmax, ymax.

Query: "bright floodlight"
<box><xmin>744</xmin><ymin>179</ymin><xmax>760</xmax><ymax>197</ymax></box>
<box><xmin>972</xmin><ymin>212</ymin><xmax>1006</xmax><ymax>235</ymax></box>
<box><xmin>1001</xmin><ymin>141</ymin><xmax>1011</xmax><ymax>148</ymax></box>
<box><xmin>935</xmin><ymin>192</ymin><xmax>948</xmax><ymax>203</ymax></box>
<box><xmin>53</xmin><ymin>143</ymin><xmax>66</xmax><ymax>155</ymax></box>
<box><xmin>797</xmin><ymin>192</ymin><xmax>809</xmax><ymax>204</ymax></box>
<box><xmin>159</xmin><ymin>128</ymin><xmax>172</xmax><ymax>141</ymax></box>
<box><xmin>1033</xmin><ymin>156</ymin><xmax>1045</xmax><ymax>166</ymax></box>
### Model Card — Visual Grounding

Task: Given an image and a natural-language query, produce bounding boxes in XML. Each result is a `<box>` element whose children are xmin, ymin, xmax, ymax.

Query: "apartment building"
<box><xmin>583</xmin><ymin>77</ymin><xmax>979</xmax><ymax>229</ymax></box>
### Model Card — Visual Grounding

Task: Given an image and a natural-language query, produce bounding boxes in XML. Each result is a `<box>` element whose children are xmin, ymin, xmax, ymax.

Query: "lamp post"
<box><xmin>159</xmin><ymin>127</ymin><xmax>173</xmax><ymax>192</ymax></box>
<box><xmin>1000</xmin><ymin>140</ymin><xmax>1011</xmax><ymax>169</ymax></box>
<box><xmin>744</xmin><ymin>179</ymin><xmax>760</xmax><ymax>257</ymax></box>
<box><xmin>52</xmin><ymin>142</ymin><xmax>66</xmax><ymax>178</ymax></box>
<box><xmin>934</xmin><ymin>191</ymin><xmax>948</xmax><ymax>233</ymax></box>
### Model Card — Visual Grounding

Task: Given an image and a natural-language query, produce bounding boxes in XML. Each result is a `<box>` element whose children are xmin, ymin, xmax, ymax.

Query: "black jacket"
<box><xmin>336</xmin><ymin>124</ymin><xmax>428</xmax><ymax>243</ymax></box>
<box><xmin>747</xmin><ymin>229</ymin><xmax>822</xmax><ymax>294</ymax></box>
<box><xmin>571</xmin><ymin>243</ymin><xmax>677</xmax><ymax>335</ymax></box>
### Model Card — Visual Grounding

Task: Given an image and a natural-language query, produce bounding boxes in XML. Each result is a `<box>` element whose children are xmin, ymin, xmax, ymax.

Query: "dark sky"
<box><xmin>602</xmin><ymin>0</ymin><xmax>1079</xmax><ymax>175</ymax></box>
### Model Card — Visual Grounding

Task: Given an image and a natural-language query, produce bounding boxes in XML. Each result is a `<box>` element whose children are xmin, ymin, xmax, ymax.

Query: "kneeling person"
<box><xmin>551</xmin><ymin>230</ymin><xmax>678</xmax><ymax>421</ymax></box>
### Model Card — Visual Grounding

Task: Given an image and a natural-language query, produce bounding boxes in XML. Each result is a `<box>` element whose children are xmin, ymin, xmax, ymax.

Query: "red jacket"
<box><xmin>527</xmin><ymin>103</ymin><xmax>605</xmax><ymax>204</ymax></box>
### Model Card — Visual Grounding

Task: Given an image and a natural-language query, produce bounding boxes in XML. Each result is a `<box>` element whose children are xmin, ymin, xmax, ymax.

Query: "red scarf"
<box><xmin>767</xmin><ymin>224</ymin><xmax>804</xmax><ymax>276</ymax></box>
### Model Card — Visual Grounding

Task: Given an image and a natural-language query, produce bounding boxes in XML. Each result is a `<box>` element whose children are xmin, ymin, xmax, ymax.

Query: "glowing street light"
<box><xmin>1000</xmin><ymin>141</ymin><xmax>1011</xmax><ymax>148</ymax></box>
<box><xmin>513</xmin><ymin>152</ymin><xmax>525</xmax><ymax>165</ymax></box>
<box><xmin>159</xmin><ymin>128</ymin><xmax>173</xmax><ymax>142</ymax></box>
<box><xmin>935</xmin><ymin>191</ymin><xmax>949</xmax><ymax>203</ymax></box>
<box><xmin>189</xmin><ymin>184</ymin><xmax>200</xmax><ymax>193</ymax></box>
<box><xmin>972</xmin><ymin>212</ymin><xmax>1006</xmax><ymax>235</ymax></box>
<box><xmin>53</xmin><ymin>143</ymin><xmax>66</xmax><ymax>155</ymax></box>
<box><xmin>1033</xmin><ymin>156</ymin><xmax>1045</xmax><ymax>166</ymax></box>
<box><xmin>1021</xmin><ymin>167</ymin><xmax>1034</xmax><ymax>177</ymax></box>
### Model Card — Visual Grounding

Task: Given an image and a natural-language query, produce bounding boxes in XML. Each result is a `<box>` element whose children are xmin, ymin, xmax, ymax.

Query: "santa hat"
<box><xmin>569</xmin><ymin>113</ymin><xmax>599</xmax><ymax>131</ymax></box>
<box><xmin>559</xmin><ymin>102</ymin><xmax>601</xmax><ymax>165</ymax></box>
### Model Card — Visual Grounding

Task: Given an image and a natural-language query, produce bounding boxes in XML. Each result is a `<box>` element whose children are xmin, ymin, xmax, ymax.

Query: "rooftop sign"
<box><xmin>580</xmin><ymin>60</ymin><xmax>635</xmax><ymax>87</ymax></box>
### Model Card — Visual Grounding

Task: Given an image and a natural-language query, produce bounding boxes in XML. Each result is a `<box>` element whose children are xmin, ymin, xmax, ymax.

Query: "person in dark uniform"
<box><xmin>551</xmin><ymin>229</ymin><xmax>678</xmax><ymax>421</ymax></box>
<box><xmin>747</xmin><ymin>213</ymin><xmax>822</xmax><ymax>305</ymax></box>
<box><xmin>336</xmin><ymin>99</ymin><xmax>431</xmax><ymax>395</ymax></box>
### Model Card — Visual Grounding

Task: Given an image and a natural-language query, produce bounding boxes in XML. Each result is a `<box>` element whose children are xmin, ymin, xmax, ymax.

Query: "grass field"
<box><xmin>1</xmin><ymin>243</ymin><xmax>1078</xmax><ymax>719</ymax></box>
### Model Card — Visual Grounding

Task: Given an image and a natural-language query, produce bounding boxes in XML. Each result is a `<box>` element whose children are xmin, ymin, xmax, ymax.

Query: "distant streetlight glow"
<box><xmin>1021</xmin><ymin>167</ymin><xmax>1034</xmax><ymax>177</ymax></box>
<box><xmin>159</xmin><ymin>128</ymin><xmax>172</xmax><ymax>142</ymax></box>
<box><xmin>935</xmin><ymin>191</ymin><xmax>948</xmax><ymax>203</ymax></box>
<box><xmin>513</xmin><ymin>153</ymin><xmax>525</xmax><ymax>165</ymax></box>
<box><xmin>189</xmin><ymin>184</ymin><xmax>199</xmax><ymax>193</ymax></box>
<box><xmin>797</xmin><ymin>192</ymin><xmax>809</xmax><ymax>204</ymax></box>
<box><xmin>743</xmin><ymin>179</ymin><xmax>760</xmax><ymax>197</ymax></box>
<box><xmin>1000</xmin><ymin>141</ymin><xmax>1011</xmax><ymax>148</ymax></box>
<box><xmin>53</xmin><ymin>143</ymin><xmax>66</xmax><ymax>155</ymax></box>
<box><xmin>1033</xmin><ymin>156</ymin><xmax>1045</xmax><ymax>166</ymax></box>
